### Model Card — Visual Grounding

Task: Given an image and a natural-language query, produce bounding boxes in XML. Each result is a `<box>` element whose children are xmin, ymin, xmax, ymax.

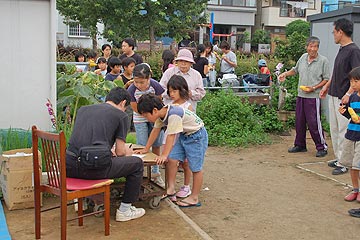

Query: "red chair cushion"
<box><xmin>66</xmin><ymin>178</ymin><xmax>113</xmax><ymax>190</ymax></box>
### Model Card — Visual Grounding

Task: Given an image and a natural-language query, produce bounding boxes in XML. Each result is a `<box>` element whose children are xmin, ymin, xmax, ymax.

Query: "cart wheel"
<box><xmin>93</xmin><ymin>204</ymin><xmax>104</xmax><ymax>217</ymax></box>
<box><xmin>149</xmin><ymin>196</ymin><xmax>161</xmax><ymax>209</ymax></box>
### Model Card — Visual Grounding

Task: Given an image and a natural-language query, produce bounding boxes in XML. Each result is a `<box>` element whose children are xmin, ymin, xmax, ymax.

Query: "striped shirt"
<box><xmin>127</xmin><ymin>79</ymin><xmax>164</xmax><ymax>123</ymax></box>
<box><xmin>345</xmin><ymin>93</ymin><xmax>360</xmax><ymax>141</ymax></box>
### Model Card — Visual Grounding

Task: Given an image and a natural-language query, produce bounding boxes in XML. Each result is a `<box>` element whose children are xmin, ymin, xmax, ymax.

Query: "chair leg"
<box><xmin>60</xmin><ymin>197</ymin><xmax>67</xmax><ymax>240</ymax></box>
<box><xmin>104</xmin><ymin>186</ymin><xmax>110</xmax><ymax>236</ymax></box>
<box><xmin>34</xmin><ymin>190</ymin><xmax>41</xmax><ymax>239</ymax></box>
<box><xmin>78</xmin><ymin>198</ymin><xmax>83</xmax><ymax>226</ymax></box>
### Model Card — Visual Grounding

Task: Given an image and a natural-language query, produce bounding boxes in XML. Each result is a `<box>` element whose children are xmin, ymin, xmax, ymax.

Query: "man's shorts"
<box><xmin>339</xmin><ymin>138</ymin><xmax>360</xmax><ymax>170</ymax></box>
<box><xmin>134</xmin><ymin>122</ymin><xmax>164</xmax><ymax>147</ymax></box>
<box><xmin>168</xmin><ymin>127</ymin><xmax>208</xmax><ymax>172</ymax></box>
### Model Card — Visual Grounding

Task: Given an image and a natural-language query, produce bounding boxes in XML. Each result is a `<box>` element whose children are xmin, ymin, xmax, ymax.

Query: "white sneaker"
<box><xmin>116</xmin><ymin>206</ymin><xmax>145</xmax><ymax>222</ymax></box>
<box><xmin>74</xmin><ymin>198</ymin><xmax>88</xmax><ymax>212</ymax></box>
<box><xmin>152</xmin><ymin>175</ymin><xmax>165</xmax><ymax>189</ymax></box>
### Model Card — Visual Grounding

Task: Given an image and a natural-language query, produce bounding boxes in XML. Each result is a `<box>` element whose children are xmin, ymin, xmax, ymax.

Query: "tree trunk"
<box><xmin>92</xmin><ymin>34</ymin><xmax>97</xmax><ymax>51</ymax></box>
<box><xmin>149</xmin><ymin>25</ymin><xmax>156</xmax><ymax>52</ymax></box>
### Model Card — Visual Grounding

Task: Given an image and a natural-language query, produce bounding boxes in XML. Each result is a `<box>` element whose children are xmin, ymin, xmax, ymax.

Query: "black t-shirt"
<box><xmin>329</xmin><ymin>43</ymin><xmax>360</xmax><ymax>98</ymax></box>
<box><xmin>67</xmin><ymin>103</ymin><xmax>128</xmax><ymax>155</ymax></box>
<box><xmin>120</xmin><ymin>74</ymin><xmax>132</xmax><ymax>85</ymax></box>
<box><xmin>193</xmin><ymin>57</ymin><xmax>209</xmax><ymax>78</ymax></box>
<box><xmin>119</xmin><ymin>53</ymin><xmax>143</xmax><ymax>65</ymax></box>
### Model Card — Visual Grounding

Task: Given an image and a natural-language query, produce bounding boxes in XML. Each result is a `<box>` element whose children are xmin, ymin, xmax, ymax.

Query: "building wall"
<box><xmin>207</xmin><ymin>6</ymin><xmax>256</xmax><ymax>49</ymax></box>
<box><xmin>57</xmin><ymin>13</ymin><xmax>108</xmax><ymax>49</ymax></box>
<box><xmin>262</xmin><ymin>1</ymin><xmax>322</xmax><ymax>27</ymax></box>
<box><xmin>0</xmin><ymin>0</ymin><xmax>56</xmax><ymax>131</ymax></box>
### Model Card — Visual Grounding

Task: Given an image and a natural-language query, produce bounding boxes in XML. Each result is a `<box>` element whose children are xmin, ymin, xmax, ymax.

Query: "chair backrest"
<box><xmin>32</xmin><ymin>126</ymin><xmax>67</xmax><ymax>191</ymax></box>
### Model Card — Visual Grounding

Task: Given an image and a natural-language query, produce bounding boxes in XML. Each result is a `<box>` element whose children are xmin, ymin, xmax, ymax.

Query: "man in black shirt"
<box><xmin>66</xmin><ymin>87</ymin><xmax>145</xmax><ymax>222</ymax></box>
<box><xmin>320</xmin><ymin>18</ymin><xmax>360</xmax><ymax>175</ymax></box>
<box><xmin>119</xmin><ymin>38</ymin><xmax>143</xmax><ymax>65</ymax></box>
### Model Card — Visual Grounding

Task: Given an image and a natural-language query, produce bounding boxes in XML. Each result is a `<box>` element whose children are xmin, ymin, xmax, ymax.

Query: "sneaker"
<box><xmin>116</xmin><ymin>206</ymin><xmax>145</xmax><ymax>222</ymax></box>
<box><xmin>332</xmin><ymin>166</ymin><xmax>348</xmax><ymax>175</ymax></box>
<box><xmin>344</xmin><ymin>191</ymin><xmax>358</xmax><ymax>201</ymax></box>
<box><xmin>288</xmin><ymin>146</ymin><xmax>307</xmax><ymax>153</ymax></box>
<box><xmin>327</xmin><ymin>159</ymin><xmax>339</xmax><ymax>168</ymax></box>
<box><xmin>348</xmin><ymin>208</ymin><xmax>360</xmax><ymax>217</ymax></box>
<box><xmin>74</xmin><ymin>198</ymin><xmax>88</xmax><ymax>212</ymax></box>
<box><xmin>176</xmin><ymin>185</ymin><xmax>191</xmax><ymax>198</ymax></box>
<box><xmin>316</xmin><ymin>149</ymin><xmax>327</xmax><ymax>157</ymax></box>
<box><xmin>152</xmin><ymin>175</ymin><xmax>165</xmax><ymax>189</ymax></box>
<box><xmin>357</xmin><ymin>192</ymin><xmax>360</xmax><ymax>202</ymax></box>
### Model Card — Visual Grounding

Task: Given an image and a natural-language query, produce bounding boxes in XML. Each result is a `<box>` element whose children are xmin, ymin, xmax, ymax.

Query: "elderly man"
<box><xmin>278</xmin><ymin>36</ymin><xmax>330</xmax><ymax>158</ymax></box>
<box><xmin>160</xmin><ymin>48</ymin><xmax>206</xmax><ymax>112</ymax></box>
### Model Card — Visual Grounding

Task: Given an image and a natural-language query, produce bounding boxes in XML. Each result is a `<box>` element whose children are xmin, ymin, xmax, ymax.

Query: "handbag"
<box><xmin>78</xmin><ymin>143</ymin><xmax>112</xmax><ymax>170</ymax></box>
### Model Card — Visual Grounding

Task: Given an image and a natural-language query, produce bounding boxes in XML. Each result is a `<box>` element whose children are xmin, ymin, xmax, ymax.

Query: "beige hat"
<box><xmin>175</xmin><ymin>49</ymin><xmax>195</xmax><ymax>64</ymax></box>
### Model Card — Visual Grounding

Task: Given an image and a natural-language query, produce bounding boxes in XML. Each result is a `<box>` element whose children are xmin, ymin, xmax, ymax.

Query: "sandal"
<box><xmin>161</xmin><ymin>193</ymin><xmax>177</xmax><ymax>202</ymax></box>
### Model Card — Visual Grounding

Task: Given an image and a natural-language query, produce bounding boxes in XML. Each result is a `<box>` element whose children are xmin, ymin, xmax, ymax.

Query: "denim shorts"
<box><xmin>168</xmin><ymin>127</ymin><xmax>208</xmax><ymax>172</ymax></box>
<box><xmin>134</xmin><ymin>122</ymin><xmax>164</xmax><ymax>147</ymax></box>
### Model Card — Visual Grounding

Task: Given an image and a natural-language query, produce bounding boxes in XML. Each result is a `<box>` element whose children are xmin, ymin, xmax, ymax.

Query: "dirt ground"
<box><xmin>4</xmin><ymin>131</ymin><xmax>360</xmax><ymax>240</ymax></box>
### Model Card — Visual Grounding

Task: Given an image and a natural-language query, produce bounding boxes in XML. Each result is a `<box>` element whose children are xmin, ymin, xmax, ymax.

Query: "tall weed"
<box><xmin>197</xmin><ymin>91</ymin><xmax>272</xmax><ymax>147</ymax></box>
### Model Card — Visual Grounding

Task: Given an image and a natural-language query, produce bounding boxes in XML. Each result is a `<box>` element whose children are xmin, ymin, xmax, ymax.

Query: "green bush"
<box><xmin>197</xmin><ymin>91</ymin><xmax>286</xmax><ymax>147</ymax></box>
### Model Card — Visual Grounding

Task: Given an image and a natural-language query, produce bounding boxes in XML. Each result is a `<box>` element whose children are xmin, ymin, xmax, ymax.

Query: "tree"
<box><xmin>251</xmin><ymin>29</ymin><xmax>270</xmax><ymax>47</ymax></box>
<box><xmin>57</xmin><ymin>0</ymin><xmax>208</xmax><ymax>51</ymax></box>
<box><xmin>285</xmin><ymin>19</ymin><xmax>310</xmax><ymax>37</ymax></box>
<box><xmin>57</xmin><ymin>0</ymin><xmax>106</xmax><ymax>50</ymax></box>
<box><xmin>102</xmin><ymin>0</ymin><xmax>208</xmax><ymax>51</ymax></box>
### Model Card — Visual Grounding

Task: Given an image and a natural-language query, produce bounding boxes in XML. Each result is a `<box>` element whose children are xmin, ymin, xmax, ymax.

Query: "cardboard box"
<box><xmin>0</xmin><ymin>148</ymin><xmax>42</xmax><ymax>210</ymax></box>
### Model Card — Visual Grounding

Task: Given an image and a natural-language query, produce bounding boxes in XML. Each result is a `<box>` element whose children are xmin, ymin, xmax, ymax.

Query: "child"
<box><xmin>87</xmin><ymin>50</ymin><xmax>98</xmax><ymax>71</ymax></box>
<box><xmin>258</xmin><ymin>59</ymin><xmax>271</xmax><ymax>75</ymax></box>
<box><xmin>120</xmin><ymin>57</ymin><xmax>136</xmax><ymax>88</ymax></box>
<box><xmin>105</xmin><ymin>57</ymin><xmax>122</xmax><ymax>81</ymax></box>
<box><xmin>338</xmin><ymin>66</ymin><xmax>360</xmax><ymax>203</ymax></box>
<box><xmin>94</xmin><ymin>57</ymin><xmax>107</xmax><ymax>77</ymax></box>
<box><xmin>75</xmin><ymin>51</ymin><xmax>86</xmax><ymax>72</ymax></box>
<box><xmin>137</xmin><ymin>93</ymin><xmax>208</xmax><ymax>207</ymax></box>
<box><xmin>161</xmin><ymin>50</ymin><xmax>175</xmax><ymax>73</ymax></box>
<box><xmin>127</xmin><ymin>63</ymin><xmax>165</xmax><ymax>188</ymax></box>
<box><xmin>193</xmin><ymin>44</ymin><xmax>209</xmax><ymax>87</ymax></box>
<box><xmin>204</xmin><ymin>42</ymin><xmax>217</xmax><ymax>87</ymax></box>
<box><xmin>165</xmin><ymin>75</ymin><xmax>193</xmax><ymax>201</ymax></box>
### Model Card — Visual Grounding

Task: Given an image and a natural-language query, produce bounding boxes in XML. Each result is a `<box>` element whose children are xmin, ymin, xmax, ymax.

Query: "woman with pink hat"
<box><xmin>160</xmin><ymin>48</ymin><xmax>205</xmax><ymax>112</ymax></box>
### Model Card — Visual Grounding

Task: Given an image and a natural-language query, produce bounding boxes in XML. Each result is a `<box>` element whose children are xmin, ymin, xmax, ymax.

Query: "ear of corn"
<box><xmin>299</xmin><ymin>85</ymin><xmax>309</xmax><ymax>91</ymax></box>
<box><xmin>348</xmin><ymin>107</ymin><xmax>360</xmax><ymax>122</ymax></box>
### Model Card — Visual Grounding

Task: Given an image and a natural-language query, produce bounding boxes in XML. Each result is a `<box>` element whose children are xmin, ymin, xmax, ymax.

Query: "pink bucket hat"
<box><xmin>175</xmin><ymin>49</ymin><xmax>195</xmax><ymax>64</ymax></box>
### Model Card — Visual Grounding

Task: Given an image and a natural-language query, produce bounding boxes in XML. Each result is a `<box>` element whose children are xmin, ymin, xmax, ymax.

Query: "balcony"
<box><xmin>208</xmin><ymin>0</ymin><xmax>256</xmax><ymax>7</ymax></box>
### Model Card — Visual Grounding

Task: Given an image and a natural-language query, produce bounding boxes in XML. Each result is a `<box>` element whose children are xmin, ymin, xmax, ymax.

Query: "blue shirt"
<box><xmin>344</xmin><ymin>93</ymin><xmax>360</xmax><ymax>141</ymax></box>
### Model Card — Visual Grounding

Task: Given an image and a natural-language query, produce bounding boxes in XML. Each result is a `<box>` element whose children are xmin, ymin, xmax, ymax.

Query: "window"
<box><xmin>208</xmin><ymin>0</ymin><xmax>256</xmax><ymax>7</ymax></box>
<box><xmin>307</xmin><ymin>0</ymin><xmax>315</xmax><ymax>9</ymax></box>
<box><xmin>68</xmin><ymin>22</ymin><xmax>90</xmax><ymax>37</ymax></box>
<box><xmin>279</xmin><ymin>0</ymin><xmax>307</xmax><ymax>17</ymax></box>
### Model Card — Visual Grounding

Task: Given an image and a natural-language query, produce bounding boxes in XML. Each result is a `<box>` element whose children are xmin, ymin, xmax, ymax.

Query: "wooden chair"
<box><xmin>31</xmin><ymin>125</ymin><xmax>113</xmax><ymax>240</ymax></box>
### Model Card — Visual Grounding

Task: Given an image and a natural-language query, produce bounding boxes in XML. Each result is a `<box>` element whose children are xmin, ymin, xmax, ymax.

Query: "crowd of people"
<box><xmin>65</xmin><ymin>18</ymin><xmax>360</xmax><ymax>223</ymax></box>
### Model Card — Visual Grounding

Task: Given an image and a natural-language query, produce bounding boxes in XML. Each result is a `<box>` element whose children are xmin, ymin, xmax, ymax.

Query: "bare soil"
<box><xmin>4</xmin><ymin>131</ymin><xmax>360</xmax><ymax>240</ymax></box>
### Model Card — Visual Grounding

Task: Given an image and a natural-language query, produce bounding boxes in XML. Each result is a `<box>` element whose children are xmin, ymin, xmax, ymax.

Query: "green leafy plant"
<box><xmin>251</xmin><ymin>29</ymin><xmax>271</xmax><ymax>47</ymax></box>
<box><xmin>0</xmin><ymin>128</ymin><xmax>32</xmax><ymax>152</ymax></box>
<box><xmin>197</xmin><ymin>91</ymin><xmax>272</xmax><ymax>147</ymax></box>
<box><xmin>56</xmin><ymin>65</ymin><xmax>123</xmax><ymax>131</ymax></box>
